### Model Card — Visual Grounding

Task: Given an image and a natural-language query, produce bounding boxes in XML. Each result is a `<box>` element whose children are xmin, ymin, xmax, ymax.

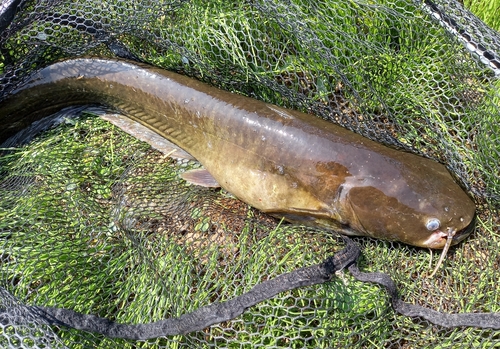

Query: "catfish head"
<box><xmin>335</xmin><ymin>151</ymin><xmax>477</xmax><ymax>250</ymax></box>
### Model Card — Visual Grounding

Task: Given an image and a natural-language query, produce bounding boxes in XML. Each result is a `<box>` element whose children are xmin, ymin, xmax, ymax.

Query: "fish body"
<box><xmin>0</xmin><ymin>58</ymin><xmax>476</xmax><ymax>248</ymax></box>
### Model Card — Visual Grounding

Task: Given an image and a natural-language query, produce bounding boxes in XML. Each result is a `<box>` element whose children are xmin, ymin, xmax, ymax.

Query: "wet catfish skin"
<box><xmin>0</xmin><ymin>58</ymin><xmax>476</xmax><ymax>248</ymax></box>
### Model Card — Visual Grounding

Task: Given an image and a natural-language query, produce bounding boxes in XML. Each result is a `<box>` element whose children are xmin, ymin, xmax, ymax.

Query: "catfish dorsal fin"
<box><xmin>181</xmin><ymin>168</ymin><xmax>221</xmax><ymax>188</ymax></box>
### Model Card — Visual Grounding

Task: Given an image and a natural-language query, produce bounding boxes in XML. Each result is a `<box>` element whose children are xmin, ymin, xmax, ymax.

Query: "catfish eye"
<box><xmin>426</xmin><ymin>218</ymin><xmax>440</xmax><ymax>231</ymax></box>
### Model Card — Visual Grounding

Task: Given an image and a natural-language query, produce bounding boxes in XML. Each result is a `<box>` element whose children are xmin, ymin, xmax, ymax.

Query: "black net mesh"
<box><xmin>0</xmin><ymin>0</ymin><xmax>499</xmax><ymax>347</ymax></box>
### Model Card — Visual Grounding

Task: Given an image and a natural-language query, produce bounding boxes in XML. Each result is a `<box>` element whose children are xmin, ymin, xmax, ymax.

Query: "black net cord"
<box><xmin>1</xmin><ymin>238</ymin><xmax>499</xmax><ymax>341</ymax></box>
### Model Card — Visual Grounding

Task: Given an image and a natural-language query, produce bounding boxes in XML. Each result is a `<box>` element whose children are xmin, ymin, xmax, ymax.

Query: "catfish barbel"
<box><xmin>0</xmin><ymin>58</ymin><xmax>476</xmax><ymax>260</ymax></box>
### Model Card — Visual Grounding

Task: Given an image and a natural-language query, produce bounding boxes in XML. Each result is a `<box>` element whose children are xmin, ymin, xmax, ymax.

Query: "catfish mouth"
<box><xmin>423</xmin><ymin>211</ymin><xmax>477</xmax><ymax>249</ymax></box>
<box><xmin>427</xmin><ymin>212</ymin><xmax>476</xmax><ymax>277</ymax></box>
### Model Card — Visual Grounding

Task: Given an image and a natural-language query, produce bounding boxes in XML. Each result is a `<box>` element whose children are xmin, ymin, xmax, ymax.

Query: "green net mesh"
<box><xmin>0</xmin><ymin>0</ymin><xmax>499</xmax><ymax>347</ymax></box>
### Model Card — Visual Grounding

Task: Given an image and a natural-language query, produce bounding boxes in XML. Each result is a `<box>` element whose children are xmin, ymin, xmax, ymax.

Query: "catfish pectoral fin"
<box><xmin>181</xmin><ymin>169</ymin><xmax>221</xmax><ymax>188</ymax></box>
<box><xmin>264</xmin><ymin>207</ymin><xmax>338</xmax><ymax>226</ymax></box>
<box><xmin>265</xmin><ymin>208</ymin><xmax>364</xmax><ymax>237</ymax></box>
<box><xmin>269</xmin><ymin>212</ymin><xmax>317</xmax><ymax>223</ymax></box>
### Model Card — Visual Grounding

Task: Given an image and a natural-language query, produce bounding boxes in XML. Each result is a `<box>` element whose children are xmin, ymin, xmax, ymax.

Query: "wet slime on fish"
<box><xmin>0</xmin><ymin>58</ymin><xmax>477</xmax><ymax>274</ymax></box>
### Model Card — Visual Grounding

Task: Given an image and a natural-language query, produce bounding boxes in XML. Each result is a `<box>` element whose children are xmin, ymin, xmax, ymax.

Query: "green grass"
<box><xmin>464</xmin><ymin>0</ymin><xmax>500</xmax><ymax>32</ymax></box>
<box><xmin>1</xmin><ymin>0</ymin><xmax>500</xmax><ymax>348</ymax></box>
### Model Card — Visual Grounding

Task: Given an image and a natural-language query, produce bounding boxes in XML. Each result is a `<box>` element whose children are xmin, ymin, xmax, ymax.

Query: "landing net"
<box><xmin>0</xmin><ymin>0</ymin><xmax>499</xmax><ymax>347</ymax></box>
